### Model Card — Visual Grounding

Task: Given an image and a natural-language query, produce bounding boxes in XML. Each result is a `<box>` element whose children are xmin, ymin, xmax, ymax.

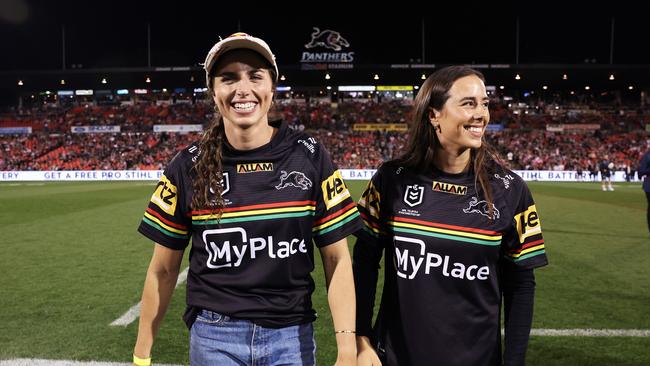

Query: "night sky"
<box><xmin>1</xmin><ymin>1</ymin><xmax>649</xmax><ymax>72</ymax></box>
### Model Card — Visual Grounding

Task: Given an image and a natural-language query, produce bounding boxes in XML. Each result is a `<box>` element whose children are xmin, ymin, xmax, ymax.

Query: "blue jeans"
<box><xmin>189</xmin><ymin>309</ymin><xmax>316</xmax><ymax>366</ymax></box>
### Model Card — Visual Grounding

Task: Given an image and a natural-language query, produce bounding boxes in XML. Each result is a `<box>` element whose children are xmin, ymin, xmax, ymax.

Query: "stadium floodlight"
<box><xmin>327</xmin><ymin>86</ymin><xmax>332</xmax><ymax>90</ymax></box>
<box><xmin>373</xmin><ymin>74</ymin><xmax>379</xmax><ymax>80</ymax></box>
<box><xmin>628</xmin><ymin>85</ymin><xmax>634</xmax><ymax>90</ymax></box>
<box><xmin>499</xmin><ymin>85</ymin><xmax>505</xmax><ymax>90</ymax></box>
<box><xmin>562</xmin><ymin>74</ymin><xmax>568</xmax><ymax>80</ymax></box>
<box><xmin>515</xmin><ymin>74</ymin><xmax>521</xmax><ymax>80</ymax></box>
<box><xmin>325</xmin><ymin>73</ymin><xmax>331</xmax><ymax>80</ymax></box>
<box><xmin>421</xmin><ymin>74</ymin><xmax>426</xmax><ymax>80</ymax></box>
<box><xmin>280</xmin><ymin>75</ymin><xmax>286</xmax><ymax>81</ymax></box>
<box><xmin>60</xmin><ymin>79</ymin><xmax>65</xmax><ymax>85</ymax></box>
<box><xmin>543</xmin><ymin>86</ymin><xmax>548</xmax><ymax>90</ymax></box>
<box><xmin>101</xmin><ymin>78</ymin><xmax>107</xmax><ymax>84</ymax></box>
<box><xmin>17</xmin><ymin>80</ymin><xmax>24</xmax><ymax>86</ymax></box>
<box><xmin>146</xmin><ymin>77</ymin><xmax>151</xmax><ymax>83</ymax></box>
<box><xmin>608</xmin><ymin>74</ymin><xmax>615</xmax><ymax>80</ymax></box>
<box><xmin>585</xmin><ymin>86</ymin><xmax>591</xmax><ymax>90</ymax></box>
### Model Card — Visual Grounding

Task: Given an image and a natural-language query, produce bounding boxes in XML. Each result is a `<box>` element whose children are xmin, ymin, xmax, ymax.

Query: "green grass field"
<box><xmin>1</xmin><ymin>180</ymin><xmax>649</xmax><ymax>365</ymax></box>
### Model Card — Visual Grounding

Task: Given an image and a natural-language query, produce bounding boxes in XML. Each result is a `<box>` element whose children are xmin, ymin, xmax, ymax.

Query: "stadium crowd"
<box><xmin>1</xmin><ymin>98</ymin><xmax>648</xmax><ymax>172</ymax></box>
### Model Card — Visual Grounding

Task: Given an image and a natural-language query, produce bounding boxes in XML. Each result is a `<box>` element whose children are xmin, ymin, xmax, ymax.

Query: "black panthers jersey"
<box><xmin>354</xmin><ymin>163</ymin><xmax>547</xmax><ymax>366</ymax></box>
<box><xmin>138</xmin><ymin>120</ymin><xmax>362</xmax><ymax>328</ymax></box>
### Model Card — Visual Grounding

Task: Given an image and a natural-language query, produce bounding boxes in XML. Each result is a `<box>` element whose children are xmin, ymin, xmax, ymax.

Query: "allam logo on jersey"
<box><xmin>431</xmin><ymin>181</ymin><xmax>467</xmax><ymax>195</ymax></box>
<box><xmin>514</xmin><ymin>204</ymin><xmax>541</xmax><ymax>243</ymax></box>
<box><xmin>151</xmin><ymin>175</ymin><xmax>177</xmax><ymax>215</ymax></box>
<box><xmin>275</xmin><ymin>170</ymin><xmax>313</xmax><ymax>190</ymax></box>
<box><xmin>202</xmin><ymin>227</ymin><xmax>308</xmax><ymax>269</ymax></box>
<box><xmin>403</xmin><ymin>184</ymin><xmax>424</xmax><ymax>207</ymax></box>
<box><xmin>393</xmin><ymin>235</ymin><xmax>490</xmax><ymax>281</ymax></box>
<box><xmin>237</xmin><ymin>162</ymin><xmax>274</xmax><ymax>173</ymax></box>
<box><xmin>322</xmin><ymin>170</ymin><xmax>351</xmax><ymax>209</ymax></box>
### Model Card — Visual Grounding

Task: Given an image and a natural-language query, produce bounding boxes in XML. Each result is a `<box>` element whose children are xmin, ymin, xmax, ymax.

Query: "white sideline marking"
<box><xmin>109</xmin><ymin>267</ymin><xmax>189</xmax><ymax>327</ymax></box>
<box><xmin>0</xmin><ymin>360</ymin><xmax>181</xmax><ymax>366</ymax></box>
<box><xmin>1</xmin><ymin>330</ymin><xmax>648</xmax><ymax>366</ymax></box>
<box><xmin>529</xmin><ymin>328</ymin><xmax>650</xmax><ymax>337</ymax></box>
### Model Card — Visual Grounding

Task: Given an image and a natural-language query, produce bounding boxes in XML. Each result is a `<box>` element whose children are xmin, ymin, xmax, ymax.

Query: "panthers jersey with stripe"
<box><xmin>355</xmin><ymin>163</ymin><xmax>547</xmax><ymax>366</ymax></box>
<box><xmin>138</xmin><ymin>120</ymin><xmax>362</xmax><ymax>328</ymax></box>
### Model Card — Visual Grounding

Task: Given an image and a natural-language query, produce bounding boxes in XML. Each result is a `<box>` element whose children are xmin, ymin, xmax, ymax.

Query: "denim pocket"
<box><xmin>195</xmin><ymin>309</ymin><xmax>228</xmax><ymax>325</ymax></box>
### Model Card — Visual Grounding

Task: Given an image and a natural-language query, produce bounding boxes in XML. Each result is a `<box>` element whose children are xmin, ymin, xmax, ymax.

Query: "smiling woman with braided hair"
<box><xmin>132</xmin><ymin>33</ymin><xmax>362</xmax><ymax>366</ymax></box>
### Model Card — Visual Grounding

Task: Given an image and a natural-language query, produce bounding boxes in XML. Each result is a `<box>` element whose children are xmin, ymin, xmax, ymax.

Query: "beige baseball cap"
<box><xmin>204</xmin><ymin>32</ymin><xmax>278</xmax><ymax>88</ymax></box>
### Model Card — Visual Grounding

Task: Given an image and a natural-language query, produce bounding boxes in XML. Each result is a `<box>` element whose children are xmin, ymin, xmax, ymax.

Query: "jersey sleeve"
<box><xmin>311</xmin><ymin>145</ymin><xmax>363</xmax><ymax>247</ymax></box>
<box><xmin>501</xmin><ymin>176</ymin><xmax>548</xmax><ymax>269</ymax></box>
<box><xmin>355</xmin><ymin>168</ymin><xmax>387</xmax><ymax>243</ymax></box>
<box><xmin>353</xmin><ymin>167</ymin><xmax>388</xmax><ymax>337</ymax></box>
<box><xmin>137</xmin><ymin>152</ymin><xmax>192</xmax><ymax>250</ymax></box>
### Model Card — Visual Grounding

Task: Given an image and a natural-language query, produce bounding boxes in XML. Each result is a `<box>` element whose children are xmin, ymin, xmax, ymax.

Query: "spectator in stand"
<box><xmin>576</xmin><ymin>164</ymin><xmax>584</xmax><ymax>181</ymax></box>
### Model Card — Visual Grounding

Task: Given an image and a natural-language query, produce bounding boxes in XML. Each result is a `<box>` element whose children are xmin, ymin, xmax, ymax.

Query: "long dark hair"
<box><xmin>393</xmin><ymin>65</ymin><xmax>505</xmax><ymax>215</ymax></box>
<box><xmin>191</xmin><ymin>56</ymin><xmax>277</xmax><ymax>212</ymax></box>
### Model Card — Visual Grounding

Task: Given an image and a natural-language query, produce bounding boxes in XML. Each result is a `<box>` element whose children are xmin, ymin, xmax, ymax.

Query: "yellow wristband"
<box><xmin>133</xmin><ymin>354</ymin><xmax>151</xmax><ymax>366</ymax></box>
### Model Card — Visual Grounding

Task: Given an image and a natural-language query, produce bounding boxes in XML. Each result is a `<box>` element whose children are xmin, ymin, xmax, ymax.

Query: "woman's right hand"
<box><xmin>356</xmin><ymin>336</ymin><xmax>382</xmax><ymax>366</ymax></box>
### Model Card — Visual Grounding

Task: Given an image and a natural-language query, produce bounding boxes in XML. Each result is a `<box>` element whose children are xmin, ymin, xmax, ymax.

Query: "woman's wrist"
<box><xmin>133</xmin><ymin>354</ymin><xmax>151</xmax><ymax>366</ymax></box>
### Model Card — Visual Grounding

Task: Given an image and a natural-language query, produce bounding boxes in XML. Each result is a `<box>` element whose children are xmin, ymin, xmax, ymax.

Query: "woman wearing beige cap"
<box><xmin>132</xmin><ymin>33</ymin><xmax>361</xmax><ymax>366</ymax></box>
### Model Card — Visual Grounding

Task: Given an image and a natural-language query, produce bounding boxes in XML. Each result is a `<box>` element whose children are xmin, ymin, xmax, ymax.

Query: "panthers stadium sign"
<box><xmin>301</xmin><ymin>27</ymin><xmax>355</xmax><ymax>70</ymax></box>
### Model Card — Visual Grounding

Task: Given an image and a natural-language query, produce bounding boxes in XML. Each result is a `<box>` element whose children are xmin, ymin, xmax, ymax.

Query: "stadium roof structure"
<box><xmin>1</xmin><ymin>2</ymin><xmax>650</xmax><ymax>104</ymax></box>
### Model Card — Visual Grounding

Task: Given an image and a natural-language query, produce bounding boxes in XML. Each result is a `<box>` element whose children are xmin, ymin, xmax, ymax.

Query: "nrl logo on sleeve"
<box><xmin>237</xmin><ymin>162</ymin><xmax>273</xmax><ymax>173</ymax></box>
<box><xmin>432</xmin><ymin>181</ymin><xmax>467</xmax><ymax>195</ymax></box>
<box><xmin>322</xmin><ymin>170</ymin><xmax>351</xmax><ymax>209</ymax></box>
<box><xmin>514</xmin><ymin>204</ymin><xmax>541</xmax><ymax>243</ymax></box>
<box><xmin>151</xmin><ymin>175</ymin><xmax>177</xmax><ymax>215</ymax></box>
<box><xmin>403</xmin><ymin>184</ymin><xmax>424</xmax><ymax>207</ymax></box>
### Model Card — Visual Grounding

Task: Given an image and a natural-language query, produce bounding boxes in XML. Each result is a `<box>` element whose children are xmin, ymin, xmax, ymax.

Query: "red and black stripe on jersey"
<box><xmin>138</xmin><ymin>120</ymin><xmax>362</xmax><ymax>328</ymax></box>
<box><xmin>354</xmin><ymin>164</ymin><xmax>547</xmax><ymax>366</ymax></box>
